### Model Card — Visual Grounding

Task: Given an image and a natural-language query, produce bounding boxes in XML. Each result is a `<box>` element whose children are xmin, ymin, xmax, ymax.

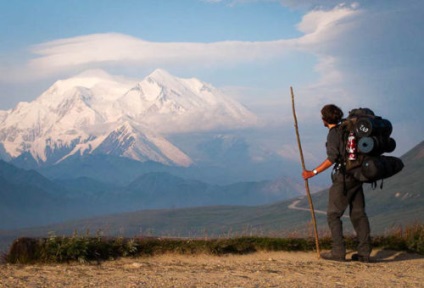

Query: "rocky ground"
<box><xmin>1</xmin><ymin>249</ymin><xmax>423</xmax><ymax>287</ymax></box>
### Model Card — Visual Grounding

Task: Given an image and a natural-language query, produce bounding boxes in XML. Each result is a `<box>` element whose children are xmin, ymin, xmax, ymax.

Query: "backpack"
<box><xmin>340</xmin><ymin>108</ymin><xmax>404</xmax><ymax>184</ymax></box>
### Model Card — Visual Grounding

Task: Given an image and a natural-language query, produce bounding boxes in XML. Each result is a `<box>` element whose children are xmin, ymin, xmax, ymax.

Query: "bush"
<box><xmin>405</xmin><ymin>223</ymin><xmax>424</xmax><ymax>254</ymax></box>
<box><xmin>4</xmin><ymin>224</ymin><xmax>423</xmax><ymax>264</ymax></box>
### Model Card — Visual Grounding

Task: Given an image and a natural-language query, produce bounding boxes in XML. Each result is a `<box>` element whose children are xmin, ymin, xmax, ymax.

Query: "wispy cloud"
<box><xmin>28</xmin><ymin>33</ymin><xmax>293</xmax><ymax>76</ymax></box>
<box><xmin>0</xmin><ymin>3</ymin><xmax>359</xmax><ymax>86</ymax></box>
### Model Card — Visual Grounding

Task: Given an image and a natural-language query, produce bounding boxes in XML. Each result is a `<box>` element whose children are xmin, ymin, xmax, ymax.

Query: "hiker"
<box><xmin>302</xmin><ymin>104</ymin><xmax>371</xmax><ymax>262</ymax></box>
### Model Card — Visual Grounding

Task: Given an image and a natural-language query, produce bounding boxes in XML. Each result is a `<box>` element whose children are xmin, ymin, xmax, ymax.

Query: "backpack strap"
<box><xmin>369</xmin><ymin>180</ymin><xmax>383</xmax><ymax>190</ymax></box>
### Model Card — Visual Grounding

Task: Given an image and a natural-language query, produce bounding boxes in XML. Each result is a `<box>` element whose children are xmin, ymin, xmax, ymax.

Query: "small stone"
<box><xmin>131</xmin><ymin>262</ymin><xmax>143</xmax><ymax>268</ymax></box>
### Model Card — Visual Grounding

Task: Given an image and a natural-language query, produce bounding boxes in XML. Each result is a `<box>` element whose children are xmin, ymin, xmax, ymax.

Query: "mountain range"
<box><xmin>0</xmin><ymin>69</ymin><xmax>257</xmax><ymax>168</ymax></box>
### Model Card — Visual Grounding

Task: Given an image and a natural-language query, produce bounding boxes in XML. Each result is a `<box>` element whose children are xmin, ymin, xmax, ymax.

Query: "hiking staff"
<box><xmin>290</xmin><ymin>86</ymin><xmax>321</xmax><ymax>258</ymax></box>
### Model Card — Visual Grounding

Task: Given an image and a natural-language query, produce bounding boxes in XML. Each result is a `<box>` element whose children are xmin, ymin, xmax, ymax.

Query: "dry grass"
<box><xmin>3</xmin><ymin>223</ymin><xmax>423</xmax><ymax>264</ymax></box>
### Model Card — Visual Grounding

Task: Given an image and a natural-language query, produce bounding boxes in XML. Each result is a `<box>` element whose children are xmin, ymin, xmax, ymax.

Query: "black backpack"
<box><xmin>340</xmin><ymin>108</ymin><xmax>404</xmax><ymax>184</ymax></box>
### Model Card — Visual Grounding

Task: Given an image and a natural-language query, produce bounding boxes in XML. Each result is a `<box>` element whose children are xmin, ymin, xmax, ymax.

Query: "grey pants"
<box><xmin>327</xmin><ymin>172</ymin><xmax>371</xmax><ymax>257</ymax></box>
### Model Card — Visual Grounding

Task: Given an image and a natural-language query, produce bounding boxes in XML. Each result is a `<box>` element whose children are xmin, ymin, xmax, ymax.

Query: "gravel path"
<box><xmin>1</xmin><ymin>249</ymin><xmax>423</xmax><ymax>287</ymax></box>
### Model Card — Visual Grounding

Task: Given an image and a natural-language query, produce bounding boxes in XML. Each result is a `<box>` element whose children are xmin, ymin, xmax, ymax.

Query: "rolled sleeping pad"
<box><xmin>355</xmin><ymin>117</ymin><xmax>374</xmax><ymax>137</ymax></box>
<box><xmin>380</xmin><ymin>119</ymin><xmax>393</xmax><ymax>137</ymax></box>
<box><xmin>385</xmin><ymin>137</ymin><xmax>396</xmax><ymax>153</ymax></box>
<box><xmin>358</xmin><ymin>137</ymin><xmax>375</xmax><ymax>154</ymax></box>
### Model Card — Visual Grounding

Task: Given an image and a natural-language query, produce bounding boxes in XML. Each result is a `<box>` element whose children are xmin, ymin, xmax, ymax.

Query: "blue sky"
<box><xmin>0</xmin><ymin>0</ymin><xmax>423</xmax><ymax>163</ymax></box>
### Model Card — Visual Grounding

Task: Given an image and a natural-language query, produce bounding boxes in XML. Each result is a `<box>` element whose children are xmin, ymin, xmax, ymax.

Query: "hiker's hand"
<box><xmin>302</xmin><ymin>170</ymin><xmax>315</xmax><ymax>180</ymax></box>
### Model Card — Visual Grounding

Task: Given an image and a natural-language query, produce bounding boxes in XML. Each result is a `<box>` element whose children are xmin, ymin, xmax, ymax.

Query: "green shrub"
<box><xmin>405</xmin><ymin>223</ymin><xmax>424</xmax><ymax>254</ymax></box>
<box><xmin>5</xmin><ymin>224</ymin><xmax>423</xmax><ymax>264</ymax></box>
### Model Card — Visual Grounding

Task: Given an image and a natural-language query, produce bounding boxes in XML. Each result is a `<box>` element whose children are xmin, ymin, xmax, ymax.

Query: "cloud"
<box><xmin>279</xmin><ymin>0</ymin><xmax>359</xmax><ymax>10</ymax></box>
<box><xmin>288</xmin><ymin>1</ymin><xmax>424</xmax><ymax>155</ymax></box>
<box><xmin>23</xmin><ymin>33</ymin><xmax>295</xmax><ymax>81</ymax></box>
<box><xmin>0</xmin><ymin>3</ymin><xmax>361</xmax><ymax>85</ymax></box>
<box><xmin>296</xmin><ymin>3</ymin><xmax>359</xmax><ymax>46</ymax></box>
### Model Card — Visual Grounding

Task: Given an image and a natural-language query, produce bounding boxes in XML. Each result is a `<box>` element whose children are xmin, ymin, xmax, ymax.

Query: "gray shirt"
<box><xmin>326</xmin><ymin>126</ymin><xmax>344</xmax><ymax>164</ymax></box>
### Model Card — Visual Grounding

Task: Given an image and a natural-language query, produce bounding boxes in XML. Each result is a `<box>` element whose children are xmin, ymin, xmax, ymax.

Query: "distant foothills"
<box><xmin>0</xmin><ymin>140</ymin><xmax>422</xmax><ymax>252</ymax></box>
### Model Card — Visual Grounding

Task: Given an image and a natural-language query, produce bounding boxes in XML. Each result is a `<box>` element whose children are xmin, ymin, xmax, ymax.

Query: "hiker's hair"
<box><xmin>321</xmin><ymin>104</ymin><xmax>344</xmax><ymax>124</ymax></box>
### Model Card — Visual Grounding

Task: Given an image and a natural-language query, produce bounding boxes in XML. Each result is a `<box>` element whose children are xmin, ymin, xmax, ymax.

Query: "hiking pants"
<box><xmin>327</xmin><ymin>172</ymin><xmax>371</xmax><ymax>257</ymax></box>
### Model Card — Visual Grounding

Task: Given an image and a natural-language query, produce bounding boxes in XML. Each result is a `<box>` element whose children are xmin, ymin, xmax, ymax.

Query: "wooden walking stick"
<box><xmin>290</xmin><ymin>86</ymin><xmax>321</xmax><ymax>259</ymax></box>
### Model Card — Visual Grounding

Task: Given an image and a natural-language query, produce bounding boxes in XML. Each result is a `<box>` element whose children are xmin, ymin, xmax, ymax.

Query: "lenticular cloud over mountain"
<box><xmin>0</xmin><ymin>69</ymin><xmax>257</xmax><ymax>167</ymax></box>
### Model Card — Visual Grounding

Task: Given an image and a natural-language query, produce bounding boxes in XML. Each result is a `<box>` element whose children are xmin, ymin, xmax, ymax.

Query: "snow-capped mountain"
<box><xmin>0</xmin><ymin>69</ymin><xmax>257</xmax><ymax>167</ymax></box>
<box><xmin>116</xmin><ymin>69</ymin><xmax>257</xmax><ymax>133</ymax></box>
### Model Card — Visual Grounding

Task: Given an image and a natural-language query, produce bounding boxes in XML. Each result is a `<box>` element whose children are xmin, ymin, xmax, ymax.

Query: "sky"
<box><xmin>0</xmin><ymin>0</ymin><xmax>423</xmax><ymax>165</ymax></box>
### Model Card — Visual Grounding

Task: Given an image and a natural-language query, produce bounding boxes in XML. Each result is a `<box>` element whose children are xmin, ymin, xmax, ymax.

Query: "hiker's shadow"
<box><xmin>372</xmin><ymin>250</ymin><xmax>424</xmax><ymax>263</ymax></box>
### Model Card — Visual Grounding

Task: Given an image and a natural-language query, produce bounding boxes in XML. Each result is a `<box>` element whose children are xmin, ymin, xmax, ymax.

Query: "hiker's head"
<box><xmin>321</xmin><ymin>104</ymin><xmax>343</xmax><ymax>126</ymax></box>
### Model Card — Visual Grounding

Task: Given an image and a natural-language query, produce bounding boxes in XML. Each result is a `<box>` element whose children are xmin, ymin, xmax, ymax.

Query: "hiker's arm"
<box><xmin>302</xmin><ymin>159</ymin><xmax>333</xmax><ymax>180</ymax></box>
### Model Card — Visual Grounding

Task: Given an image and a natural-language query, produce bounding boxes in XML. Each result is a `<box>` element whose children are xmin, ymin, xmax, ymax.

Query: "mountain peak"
<box><xmin>143</xmin><ymin>68</ymin><xmax>182</xmax><ymax>91</ymax></box>
<box><xmin>148</xmin><ymin>68</ymin><xmax>173</xmax><ymax>80</ymax></box>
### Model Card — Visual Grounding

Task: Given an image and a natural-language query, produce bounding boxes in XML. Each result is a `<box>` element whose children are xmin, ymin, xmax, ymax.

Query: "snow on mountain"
<box><xmin>0</xmin><ymin>70</ymin><xmax>133</xmax><ymax>164</ymax></box>
<box><xmin>0</xmin><ymin>69</ymin><xmax>256</xmax><ymax>167</ymax></box>
<box><xmin>69</xmin><ymin>121</ymin><xmax>193</xmax><ymax>167</ymax></box>
<box><xmin>117</xmin><ymin>69</ymin><xmax>257</xmax><ymax>133</ymax></box>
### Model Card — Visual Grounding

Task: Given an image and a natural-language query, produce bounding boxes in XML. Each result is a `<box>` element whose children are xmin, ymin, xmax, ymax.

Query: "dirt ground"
<box><xmin>1</xmin><ymin>249</ymin><xmax>423</xmax><ymax>288</ymax></box>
